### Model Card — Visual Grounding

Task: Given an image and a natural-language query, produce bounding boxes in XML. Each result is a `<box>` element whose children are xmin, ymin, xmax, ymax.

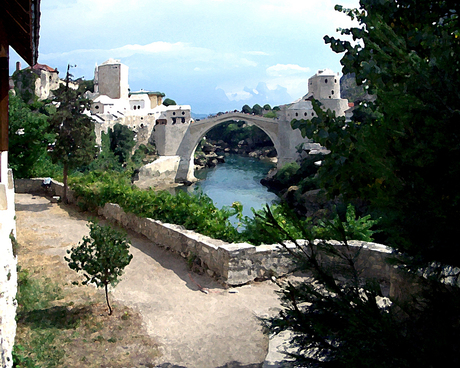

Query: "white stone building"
<box><xmin>281</xmin><ymin>68</ymin><xmax>349</xmax><ymax>122</ymax></box>
<box><xmin>87</xmin><ymin>59</ymin><xmax>192</xmax><ymax>147</ymax></box>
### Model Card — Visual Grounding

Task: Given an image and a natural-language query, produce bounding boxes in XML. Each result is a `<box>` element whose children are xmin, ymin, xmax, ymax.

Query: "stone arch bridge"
<box><xmin>151</xmin><ymin>112</ymin><xmax>311</xmax><ymax>183</ymax></box>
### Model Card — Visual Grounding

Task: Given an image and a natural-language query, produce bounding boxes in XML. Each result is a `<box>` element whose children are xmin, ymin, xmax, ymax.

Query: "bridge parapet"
<box><xmin>195</xmin><ymin>112</ymin><xmax>279</xmax><ymax>127</ymax></box>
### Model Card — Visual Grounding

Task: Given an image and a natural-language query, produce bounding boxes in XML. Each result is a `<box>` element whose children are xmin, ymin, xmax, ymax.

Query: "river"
<box><xmin>182</xmin><ymin>154</ymin><xmax>279</xmax><ymax>223</ymax></box>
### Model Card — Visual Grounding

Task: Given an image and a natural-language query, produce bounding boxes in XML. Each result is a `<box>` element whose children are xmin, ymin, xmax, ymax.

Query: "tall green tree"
<box><xmin>8</xmin><ymin>94</ymin><xmax>53</xmax><ymax>178</ymax></box>
<box><xmin>108</xmin><ymin>123</ymin><xmax>135</xmax><ymax>164</ymax></box>
<box><xmin>48</xmin><ymin>65</ymin><xmax>97</xmax><ymax>203</ymax></box>
<box><xmin>268</xmin><ymin>1</ymin><xmax>460</xmax><ymax>366</ymax></box>
<box><xmin>294</xmin><ymin>0</ymin><xmax>460</xmax><ymax>270</ymax></box>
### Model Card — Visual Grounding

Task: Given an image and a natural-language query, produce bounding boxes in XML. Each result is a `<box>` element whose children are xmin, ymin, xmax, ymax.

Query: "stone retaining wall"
<box><xmin>14</xmin><ymin>178</ymin><xmax>395</xmax><ymax>288</ymax></box>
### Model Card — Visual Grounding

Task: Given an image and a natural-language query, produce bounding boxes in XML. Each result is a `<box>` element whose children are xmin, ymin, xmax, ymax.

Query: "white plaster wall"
<box><xmin>0</xmin><ymin>166</ymin><xmax>17</xmax><ymax>368</ymax></box>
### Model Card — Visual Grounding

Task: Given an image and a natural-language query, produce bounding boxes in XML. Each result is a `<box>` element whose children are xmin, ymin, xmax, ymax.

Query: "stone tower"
<box><xmin>306</xmin><ymin>68</ymin><xmax>341</xmax><ymax>100</ymax></box>
<box><xmin>94</xmin><ymin>59</ymin><xmax>129</xmax><ymax>100</ymax></box>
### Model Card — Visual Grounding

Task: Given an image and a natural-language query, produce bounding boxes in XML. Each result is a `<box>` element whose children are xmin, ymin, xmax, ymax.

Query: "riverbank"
<box><xmin>194</xmin><ymin>139</ymin><xmax>277</xmax><ymax>170</ymax></box>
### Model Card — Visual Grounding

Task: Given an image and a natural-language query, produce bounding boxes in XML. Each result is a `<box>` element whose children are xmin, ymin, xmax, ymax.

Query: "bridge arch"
<box><xmin>176</xmin><ymin>113</ymin><xmax>282</xmax><ymax>182</ymax></box>
<box><xmin>191</xmin><ymin>115</ymin><xmax>280</xmax><ymax>158</ymax></box>
<box><xmin>152</xmin><ymin>112</ymin><xmax>309</xmax><ymax>183</ymax></box>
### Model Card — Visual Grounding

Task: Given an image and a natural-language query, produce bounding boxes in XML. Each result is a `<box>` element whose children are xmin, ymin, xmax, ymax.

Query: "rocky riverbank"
<box><xmin>194</xmin><ymin>139</ymin><xmax>277</xmax><ymax>169</ymax></box>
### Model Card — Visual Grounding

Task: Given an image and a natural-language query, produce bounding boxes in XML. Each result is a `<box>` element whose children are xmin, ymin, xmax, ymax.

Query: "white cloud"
<box><xmin>117</xmin><ymin>42</ymin><xmax>186</xmax><ymax>54</ymax></box>
<box><xmin>226</xmin><ymin>91</ymin><xmax>253</xmax><ymax>102</ymax></box>
<box><xmin>266</xmin><ymin>64</ymin><xmax>310</xmax><ymax>77</ymax></box>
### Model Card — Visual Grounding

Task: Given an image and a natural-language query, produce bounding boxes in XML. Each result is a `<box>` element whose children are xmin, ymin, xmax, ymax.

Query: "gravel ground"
<box><xmin>15</xmin><ymin>193</ymin><xmax>287</xmax><ymax>368</ymax></box>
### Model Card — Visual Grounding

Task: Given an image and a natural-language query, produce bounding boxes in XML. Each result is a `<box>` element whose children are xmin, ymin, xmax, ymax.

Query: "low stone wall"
<box><xmin>14</xmin><ymin>179</ymin><xmax>395</xmax><ymax>287</ymax></box>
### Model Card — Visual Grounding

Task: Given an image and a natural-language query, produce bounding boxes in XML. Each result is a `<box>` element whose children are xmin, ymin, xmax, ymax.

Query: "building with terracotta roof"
<box><xmin>11</xmin><ymin>61</ymin><xmax>60</xmax><ymax>101</ymax></box>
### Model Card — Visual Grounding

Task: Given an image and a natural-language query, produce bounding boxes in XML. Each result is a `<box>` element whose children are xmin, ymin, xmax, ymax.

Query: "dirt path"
<box><xmin>15</xmin><ymin>193</ymin><xmax>284</xmax><ymax>368</ymax></box>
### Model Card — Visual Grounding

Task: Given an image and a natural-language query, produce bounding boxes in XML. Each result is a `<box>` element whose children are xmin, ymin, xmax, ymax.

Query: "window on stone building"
<box><xmin>325</xmin><ymin>79</ymin><xmax>328</xmax><ymax>83</ymax></box>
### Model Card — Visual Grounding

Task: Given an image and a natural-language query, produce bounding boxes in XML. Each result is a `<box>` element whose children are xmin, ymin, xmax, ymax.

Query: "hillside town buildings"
<box><xmin>87</xmin><ymin>58</ymin><xmax>192</xmax><ymax>146</ymax></box>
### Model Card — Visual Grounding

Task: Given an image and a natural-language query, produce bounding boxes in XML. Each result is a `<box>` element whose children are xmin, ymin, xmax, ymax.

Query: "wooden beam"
<box><xmin>0</xmin><ymin>0</ymin><xmax>39</xmax><ymax>66</ymax></box>
<box><xmin>0</xmin><ymin>21</ymin><xmax>9</xmax><ymax>152</ymax></box>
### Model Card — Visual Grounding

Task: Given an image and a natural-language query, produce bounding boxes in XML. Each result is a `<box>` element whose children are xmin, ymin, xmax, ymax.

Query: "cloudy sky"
<box><xmin>10</xmin><ymin>0</ymin><xmax>359</xmax><ymax>114</ymax></box>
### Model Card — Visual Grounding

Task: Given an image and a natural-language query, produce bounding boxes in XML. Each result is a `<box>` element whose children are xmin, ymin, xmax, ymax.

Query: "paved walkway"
<box><xmin>15</xmin><ymin>193</ymin><xmax>288</xmax><ymax>368</ymax></box>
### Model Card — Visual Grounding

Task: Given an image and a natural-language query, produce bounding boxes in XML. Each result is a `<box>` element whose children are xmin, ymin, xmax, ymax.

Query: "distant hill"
<box><xmin>192</xmin><ymin>112</ymin><xmax>209</xmax><ymax>119</ymax></box>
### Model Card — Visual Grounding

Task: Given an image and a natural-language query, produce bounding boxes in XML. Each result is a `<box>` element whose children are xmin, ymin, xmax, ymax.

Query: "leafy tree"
<box><xmin>48</xmin><ymin>65</ymin><xmax>97</xmax><ymax>203</ymax></box>
<box><xmin>108</xmin><ymin>123</ymin><xmax>136</xmax><ymax>164</ymax></box>
<box><xmin>252</xmin><ymin>103</ymin><xmax>263</xmax><ymax>115</ymax></box>
<box><xmin>263</xmin><ymin>111</ymin><xmax>277</xmax><ymax>118</ymax></box>
<box><xmin>88</xmin><ymin>131</ymin><xmax>122</xmax><ymax>172</ymax></box>
<box><xmin>299</xmin><ymin>0</ymin><xmax>460</xmax><ymax>269</ymax></box>
<box><xmin>76</xmin><ymin>78</ymin><xmax>94</xmax><ymax>93</ymax></box>
<box><xmin>242</xmin><ymin>104</ymin><xmax>252</xmax><ymax>114</ymax></box>
<box><xmin>268</xmin><ymin>0</ymin><xmax>460</xmax><ymax>366</ymax></box>
<box><xmin>65</xmin><ymin>222</ymin><xmax>133</xmax><ymax>315</ymax></box>
<box><xmin>263</xmin><ymin>104</ymin><xmax>271</xmax><ymax>110</ymax></box>
<box><xmin>163</xmin><ymin>98</ymin><xmax>176</xmax><ymax>106</ymax></box>
<box><xmin>8</xmin><ymin>93</ymin><xmax>53</xmax><ymax>178</ymax></box>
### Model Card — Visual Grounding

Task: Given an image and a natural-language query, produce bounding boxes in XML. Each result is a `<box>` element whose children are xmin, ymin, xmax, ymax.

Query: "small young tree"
<box><xmin>65</xmin><ymin>222</ymin><xmax>133</xmax><ymax>315</ymax></box>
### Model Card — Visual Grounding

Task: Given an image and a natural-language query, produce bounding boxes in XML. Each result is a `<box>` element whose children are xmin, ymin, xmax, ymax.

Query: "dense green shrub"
<box><xmin>69</xmin><ymin>172</ymin><xmax>377</xmax><ymax>245</ymax></box>
<box><xmin>241</xmin><ymin>203</ymin><xmax>378</xmax><ymax>246</ymax></box>
<box><xmin>69</xmin><ymin>172</ymin><xmax>242</xmax><ymax>243</ymax></box>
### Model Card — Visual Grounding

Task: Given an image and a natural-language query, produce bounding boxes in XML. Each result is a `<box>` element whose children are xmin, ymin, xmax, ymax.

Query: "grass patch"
<box><xmin>13</xmin><ymin>268</ymin><xmax>160</xmax><ymax>368</ymax></box>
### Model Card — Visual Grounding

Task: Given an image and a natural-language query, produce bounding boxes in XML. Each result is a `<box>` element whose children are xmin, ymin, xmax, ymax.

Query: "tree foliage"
<box><xmin>108</xmin><ymin>123</ymin><xmax>136</xmax><ymax>164</ymax></box>
<box><xmin>48</xmin><ymin>66</ymin><xmax>97</xmax><ymax>202</ymax></box>
<box><xmin>163</xmin><ymin>98</ymin><xmax>176</xmax><ymax>106</ymax></box>
<box><xmin>294</xmin><ymin>0</ymin><xmax>460</xmax><ymax>269</ymax></box>
<box><xmin>8</xmin><ymin>94</ymin><xmax>54</xmax><ymax>178</ymax></box>
<box><xmin>252</xmin><ymin>103</ymin><xmax>263</xmax><ymax>115</ymax></box>
<box><xmin>65</xmin><ymin>222</ymin><xmax>133</xmax><ymax>315</ymax></box>
<box><xmin>242</xmin><ymin>104</ymin><xmax>252</xmax><ymax>114</ymax></box>
<box><xmin>268</xmin><ymin>1</ymin><xmax>460</xmax><ymax>366</ymax></box>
